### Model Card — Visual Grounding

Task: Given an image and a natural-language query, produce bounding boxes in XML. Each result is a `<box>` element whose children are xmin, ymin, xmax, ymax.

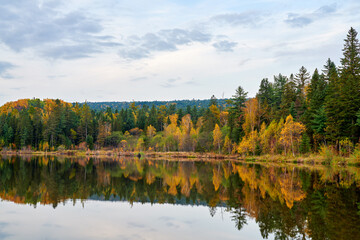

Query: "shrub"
<box><xmin>319</xmin><ymin>145</ymin><xmax>334</xmax><ymax>164</ymax></box>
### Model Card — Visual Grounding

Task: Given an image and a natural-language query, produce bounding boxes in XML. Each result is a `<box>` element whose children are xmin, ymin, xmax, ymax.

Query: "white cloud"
<box><xmin>0</xmin><ymin>0</ymin><xmax>358</xmax><ymax>105</ymax></box>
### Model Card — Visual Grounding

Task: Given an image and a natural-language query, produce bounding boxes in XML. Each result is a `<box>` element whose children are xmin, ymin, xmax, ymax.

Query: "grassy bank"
<box><xmin>1</xmin><ymin>149</ymin><xmax>360</xmax><ymax>166</ymax></box>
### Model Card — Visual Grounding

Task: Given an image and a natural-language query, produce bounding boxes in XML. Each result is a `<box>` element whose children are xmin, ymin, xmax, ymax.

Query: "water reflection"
<box><xmin>0</xmin><ymin>155</ymin><xmax>360</xmax><ymax>239</ymax></box>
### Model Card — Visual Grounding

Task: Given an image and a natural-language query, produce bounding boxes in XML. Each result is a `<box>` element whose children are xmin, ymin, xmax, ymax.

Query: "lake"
<box><xmin>0</xmin><ymin>155</ymin><xmax>359</xmax><ymax>239</ymax></box>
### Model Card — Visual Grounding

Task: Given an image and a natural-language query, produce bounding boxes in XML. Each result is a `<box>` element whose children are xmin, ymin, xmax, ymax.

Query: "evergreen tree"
<box><xmin>324</xmin><ymin>59</ymin><xmax>340</xmax><ymax>142</ymax></box>
<box><xmin>326</xmin><ymin>27</ymin><xmax>360</xmax><ymax>142</ymax></box>
<box><xmin>299</xmin><ymin>133</ymin><xmax>311</xmax><ymax>154</ymax></box>
<box><xmin>209</xmin><ymin>95</ymin><xmax>218</xmax><ymax>107</ymax></box>
<box><xmin>305</xmin><ymin>69</ymin><xmax>328</xmax><ymax>143</ymax></box>
<box><xmin>257</xmin><ymin>78</ymin><xmax>274</xmax><ymax>105</ymax></box>
<box><xmin>294</xmin><ymin>66</ymin><xmax>310</xmax><ymax>95</ymax></box>
<box><xmin>256</xmin><ymin>78</ymin><xmax>274</xmax><ymax>123</ymax></box>
<box><xmin>273</xmin><ymin>74</ymin><xmax>287</xmax><ymax>117</ymax></box>
<box><xmin>148</xmin><ymin>105</ymin><xmax>158</xmax><ymax>130</ymax></box>
<box><xmin>338</xmin><ymin>27</ymin><xmax>360</xmax><ymax>140</ymax></box>
<box><xmin>279</xmin><ymin>76</ymin><xmax>297</xmax><ymax>119</ymax></box>
<box><xmin>228</xmin><ymin>86</ymin><xmax>247</xmax><ymax>142</ymax></box>
<box><xmin>311</xmin><ymin>106</ymin><xmax>327</xmax><ymax>145</ymax></box>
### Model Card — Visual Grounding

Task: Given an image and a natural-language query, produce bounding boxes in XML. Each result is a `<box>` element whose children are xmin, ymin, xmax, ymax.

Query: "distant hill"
<box><xmin>79</xmin><ymin>99</ymin><xmax>230</xmax><ymax>111</ymax></box>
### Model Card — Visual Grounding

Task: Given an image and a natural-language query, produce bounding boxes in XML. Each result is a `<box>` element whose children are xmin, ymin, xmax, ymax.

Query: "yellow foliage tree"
<box><xmin>213</xmin><ymin>124</ymin><xmax>222</xmax><ymax>153</ymax></box>
<box><xmin>258</xmin><ymin>122</ymin><xmax>268</xmax><ymax>154</ymax></box>
<box><xmin>223</xmin><ymin>135</ymin><xmax>232</xmax><ymax>154</ymax></box>
<box><xmin>164</xmin><ymin>114</ymin><xmax>180</xmax><ymax>151</ymax></box>
<box><xmin>242</xmin><ymin>98</ymin><xmax>259</xmax><ymax>135</ymax></box>
<box><xmin>238</xmin><ymin>130</ymin><xmax>258</xmax><ymax>155</ymax></box>
<box><xmin>146</xmin><ymin>125</ymin><xmax>156</xmax><ymax>139</ymax></box>
<box><xmin>190</xmin><ymin>127</ymin><xmax>198</xmax><ymax>152</ymax></box>
<box><xmin>42</xmin><ymin>142</ymin><xmax>49</xmax><ymax>152</ymax></box>
<box><xmin>120</xmin><ymin>140</ymin><xmax>128</xmax><ymax>151</ymax></box>
<box><xmin>179</xmin><ymin>114</ymin><xmax>194</xmax><ymax>151</ymax></box>
<box><xmin>280</xmin><ymin>115</ymin><xmax>305</xmax><ymax>156</ymax></box>
<box><xmin>260</xmin><ymin>119</ymin><xmax>284</xmax><ymax>155</ymax></box>
<box><xmin>209</xmin><ymin>105</ymin><xmax>220</xmax><ymax>120</ymax></box>
<box><xmin>180</xmin><ymin>114</ymin><xmax>193</xmax><ymax>134</ymax></box>
<box><xmin>136</xmin><ymin>138</ymin><xmax>145</xmax><ymax>152</ymax></box>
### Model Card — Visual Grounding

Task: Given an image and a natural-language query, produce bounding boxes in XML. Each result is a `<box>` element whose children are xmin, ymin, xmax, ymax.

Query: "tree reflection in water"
<box><xmin>0</xmin><ymin>155</ymin><xmax>360</xmax><ymax>239</ymax></box>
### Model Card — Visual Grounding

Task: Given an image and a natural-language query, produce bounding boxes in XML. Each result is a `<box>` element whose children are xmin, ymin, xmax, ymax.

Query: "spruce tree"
<box><xmin>273</xmin><ymin>74</ymin><xmax>287</xmax><ymax>118</ymax></box>
<box><xmin>338</xmin><ymin>27</ymin><xmax>360</xmax><ymax>140</ymax></box>
<box><xmin>256</xmin><ymin>78</ymin><xmax>274</xmax><ymax>124</ymax></box>
<box><xmin>294</xmin><ymin>67</ymin><xmax>310</xmax><ymax>121</ymax></box>
<box><xmin>324</xmin><ymin>59</ymin><xmax>340</xmax><ymax>142</ymax></box>
<box><xmin>306</xmin><ymin>69</ymin><xmax>327</xmax><ymax>143</ymax></box>
<box><xmin>228</xmin><ymin>86</ymin><xmax>248</xmax><ymax>142</ymax></box>
<box><xmin>295</xmin><ymin>66</ymin><xmax>310</xmax><ymax>94</ymax></box>
<box><xmin>279</xmin><ymin>76</ymin><xmax>296</xmax><ymax>119</ymax></box>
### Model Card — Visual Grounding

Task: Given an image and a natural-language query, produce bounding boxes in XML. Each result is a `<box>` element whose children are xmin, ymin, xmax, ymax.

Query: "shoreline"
<box><xmin>1</xmin><ymin>149</ymin><xmax>359</xmax><ymax>166</ymax></box>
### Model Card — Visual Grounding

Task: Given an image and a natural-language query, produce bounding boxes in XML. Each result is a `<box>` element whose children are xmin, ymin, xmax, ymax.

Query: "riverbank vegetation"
<box><xmin>1</xmin><ymin>28</ymin><xmax>360</xmax><ymax>163</ymax></box>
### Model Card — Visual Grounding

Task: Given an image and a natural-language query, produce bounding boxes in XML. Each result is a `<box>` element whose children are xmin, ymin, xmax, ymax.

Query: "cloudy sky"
<box><xmin>0</xmin><ymin>0</ymin><xmax>359</xmax><ymax>105</ymax></box>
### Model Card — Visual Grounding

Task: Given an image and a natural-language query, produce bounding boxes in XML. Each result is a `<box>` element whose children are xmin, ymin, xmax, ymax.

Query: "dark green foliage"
<box><xmin>209</xmin><ymin>95</ymin><xmax>218</xmax><ymax>107</ymax></box>
<box><xmin>279</xmin><ymin>76</ymin><xmax>297</xmax><ymax>118</ymax></box>
<box><xmin>325</xmin><ymin>28</ymin><xmax>360</xmax><ymax>142</ymax></box>
<box><xmin>295</xmin><ymin>66</ymin><xmax>310</xmax><ymax>94</ymax></box>
<box><xmin>300</xmin><ymin>133</ymin><xmax>311</xmax><ymax>154</ymax></box>
<box><xmin>228</xmin><ymin>86</ymin><xmax>248</xmax><ymax>142</ymax></box>
<box><xmin>273</xmin><ymin>74</ymin><xmax>287</xmax><ymax>110</ymax></box>
<box><xmin>257</xmin><ymin>78</ymin><xmax>274</xmax><ymax>105</ymax></box>
<box><xmin>307</xmin><ymin>69</ymin><xmax>327</xmax><ymax>114</ymax></box>
<box><xmin>256</xmin><ymin>78</ymin><xmax>274</xmax><ymax>124</ymax></box>
<box><xmin>311</xmin><ymin>106</ymin><xmax>327</xmax><ymax>135</ymax></box>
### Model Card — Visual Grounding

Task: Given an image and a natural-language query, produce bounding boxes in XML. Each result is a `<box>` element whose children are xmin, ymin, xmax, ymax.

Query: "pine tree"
<box><xmin>341</xmin><ymin>27</ymin><xmax>360</xmax><ymax>76</ymax></box>
<box><xmin>279</xmin><ymin>76</ymin><xmax>296</xmax><ymax>119</ymax></box>
<box><xmin>273</xmin><ymin>74</ymin><xmax>287</xmax><ymax>117</ymax></box>
<box><xmin>256</xmin><ymin>78</ymin><xmax>274</xmax><ymax>124</ymax></box>
<box><xmin>305</xmin><ymin>69</ymin><xmax>328</xmax><ymax>144</ymax></box>
<box><xmin>257</xmin><ymin>78</ymin><xmax>274</xmax><ymax>105</ymax></box>
<box><xmin>307</xmin><ymin>69</ymin><xmax>327</xmax><ymax>112</ymax></box>
<box><xmin>328</xmin><ymin>28</ymin><xmax>360</xmax><ymax>141</ymax></box>
<box><xmin>209</xmin><ymin>95</ymin><xmax>218</xmax><ymax>107</ymax></box>
<box><xmin>324</xmin><ymin>59</ymin><xmax>340</xmax><ymax>142</ymax></box>
<box><xmin>311</xmin><ymin>106</ymin><xmax>327</xmax><ymax>145</ymax></box>
<box><xmin>294</xmin><ymin>67</ymin><xmax>310</xmax><ymax>121</ymax></box>
<box><xmin>299</xmin><ymin>133</ymin><xmax>311</xmax><ymax>154</ymax></box>
<box><xmin>294</xmin><ymin>66</ymin><xmax>310</xmax><ymax>95</ymax></box>
<box><xmin>228</xmin><ymin>86</ymin><xmax>248</xmax><ymax>142</ymax></box>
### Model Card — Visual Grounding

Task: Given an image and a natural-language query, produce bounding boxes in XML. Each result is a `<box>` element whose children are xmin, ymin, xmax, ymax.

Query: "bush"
<box><xmin>105</xmin><ymin>131</ymin><xmax>124</xmax><ymax>147</ymax></box>
<box><xmin>319</xmin><ymin>145</ymin><xmax>334</xmax><ymax>164</ymax></box>
<box><xmin>350</xmin><ymin>144</ymin><xmax>360</xmax><ymax>163</ymax></box>
<box><xmin>57</xmin><ymin>145</ymin><xmax>66</xmax><ymax>151</ymax></box>
<box><xmin>339</xmin><ymin>138</ymin><xmax>354</xmax><ymax>157</ymax></box>
<box><xmin>86</xmin><ymin>135</ymin><xmax>94</xmax><ymax>150</ymax></box>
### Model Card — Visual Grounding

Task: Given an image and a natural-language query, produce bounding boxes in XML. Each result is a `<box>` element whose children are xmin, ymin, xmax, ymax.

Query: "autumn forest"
<box><xmin>1</xmin><ymin>28</ymin><xmax>360</xmax><ymax>159</ymax></box>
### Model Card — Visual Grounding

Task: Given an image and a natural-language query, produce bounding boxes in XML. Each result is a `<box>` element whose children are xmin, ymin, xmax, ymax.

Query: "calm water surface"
<box><xmin>0</xmin><ymin>155</ymin><xmax>360</xmax><ymax>239</ymax></box>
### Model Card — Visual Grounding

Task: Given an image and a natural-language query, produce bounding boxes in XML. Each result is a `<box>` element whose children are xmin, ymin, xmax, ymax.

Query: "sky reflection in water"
<box><xmin>0</xmin><ymin>200</ymin><xmax>265</xmax><ymax>240</ymax></box>
<box><xmin>0</xmin><ymin>155</ymin><xmax>359</xmax><ymax>239</ymax></box>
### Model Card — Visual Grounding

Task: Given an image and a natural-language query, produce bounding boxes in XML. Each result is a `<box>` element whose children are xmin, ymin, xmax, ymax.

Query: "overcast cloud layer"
<box><xmin>0</xmin><ymin>0</ymin><xmax>359</xmax><ymax>105</ymax></box>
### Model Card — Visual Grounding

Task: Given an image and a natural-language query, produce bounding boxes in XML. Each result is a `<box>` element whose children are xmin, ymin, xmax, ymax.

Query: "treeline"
<box><xmin>1</xmin><ymin>27</ymin><xmax>360</xmax><ymax>156</ymax></box>
<box><xmin>82</xmin><ymin>98</ymin><xmax>229</xmax><ymax>111</ymax></box>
